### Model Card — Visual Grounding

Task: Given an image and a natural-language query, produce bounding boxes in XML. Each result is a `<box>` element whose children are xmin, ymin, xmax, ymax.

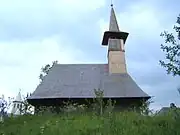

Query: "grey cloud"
<box><xmin>0</xmin><ymin>0</ymin><xmax>105</xmax><ymax>41</ymax></box>
<box><xmin>0</xmin><ymin>4</ymin><xmax>107</xmax><ymax>63</ymax></box>
<box><xmin>151</xmin><ymin>88</ymin><xmax>180</xmax><ymax>108</ymax></box>
<box><xmin>127</xmin><ymin>53</ymin><xmax>180</xmax><ymax>91</ymax></box>
<box><xmin>127</xmin><ymin>55</ymin><xmax>180</xmax><ymax>107</ymax></box>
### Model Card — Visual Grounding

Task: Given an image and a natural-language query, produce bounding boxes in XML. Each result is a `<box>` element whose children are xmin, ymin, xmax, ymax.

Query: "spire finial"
<box><xmin>110</xmin><ymin>0</ymin><xmax>113</xmax><ymax>7</ymax></box>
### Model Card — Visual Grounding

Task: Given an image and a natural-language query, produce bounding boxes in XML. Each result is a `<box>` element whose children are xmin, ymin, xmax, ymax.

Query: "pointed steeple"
<box><xmin>109</xmin><ymin>5</ymin><xmax>120</xmax><ymax>32</ymax></box>
<box><xmin>108</xmin><ymin>5</ymin><xmax>121</xmax><ymax>51</ymax></box>
<box><xmin>101</xmin><ymin>6</ymin><xmax>129</xmax><ymax>49</ymax></box>
<box><xmin>108</xmin><ymin>5</ymin><xmax>127</xmax><ymax>51</ymax></box>
<box><xmin>14</xmin><ymin>91</ymin><xmax>23</xmax><ymax>102</ymax></box>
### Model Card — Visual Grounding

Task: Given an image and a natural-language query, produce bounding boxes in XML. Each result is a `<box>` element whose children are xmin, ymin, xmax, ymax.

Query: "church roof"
<box><xmin>28</xmin><ymin>64</ymin><xmax>150</xmax><ymax>99</ymax></box>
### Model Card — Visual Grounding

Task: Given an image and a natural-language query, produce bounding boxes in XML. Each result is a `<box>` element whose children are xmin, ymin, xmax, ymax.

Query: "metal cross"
<box><xmin>111</xmin><ymin>0</ymin><xmax>113</xmax><ymax>7</ymax></box>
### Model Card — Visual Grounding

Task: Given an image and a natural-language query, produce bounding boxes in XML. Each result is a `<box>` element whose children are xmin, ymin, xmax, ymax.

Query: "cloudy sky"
<box><xmin>0</xmin><ymin>0</ymin><xmax>180</xmax><ymax>111</ymax></box>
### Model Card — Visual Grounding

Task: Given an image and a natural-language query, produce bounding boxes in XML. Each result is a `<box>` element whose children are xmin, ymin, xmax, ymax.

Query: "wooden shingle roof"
<box><xmin>28</xmin><ymin>64</ymin><xmax>150</xmax><ymax>100</ymax></box>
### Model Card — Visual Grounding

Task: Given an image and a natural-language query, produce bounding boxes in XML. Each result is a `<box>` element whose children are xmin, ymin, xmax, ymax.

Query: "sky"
<box><xmin>0</xmin><ymin>0</ymin><xmax>180</xmax><ymax>111</ymax></box>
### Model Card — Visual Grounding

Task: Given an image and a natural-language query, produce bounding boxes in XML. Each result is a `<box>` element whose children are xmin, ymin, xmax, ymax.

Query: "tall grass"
<box><xmin>0</xmin><ymin>111</ymin><xmax>179</xmax><ymax>135</ymax></box>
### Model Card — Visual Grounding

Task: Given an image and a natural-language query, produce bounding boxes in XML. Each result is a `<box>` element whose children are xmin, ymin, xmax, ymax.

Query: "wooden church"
<box><xmin>28</xmin><ymin>5</ymin><xmax>150</xmax><ymax>112</ymax></box>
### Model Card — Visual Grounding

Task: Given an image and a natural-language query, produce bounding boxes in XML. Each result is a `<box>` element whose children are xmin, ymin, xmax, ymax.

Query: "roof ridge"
<box><xmin>56</xmin><ymin>64</ymin><xmax>107</xmax><ymax>65</ymax></box>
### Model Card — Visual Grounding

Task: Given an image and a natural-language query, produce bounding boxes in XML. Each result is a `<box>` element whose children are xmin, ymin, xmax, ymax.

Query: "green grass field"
<box><xmin>0</xmin><ymin>112</ymin><xmax>179</xmax><ymax>135</ymax></box>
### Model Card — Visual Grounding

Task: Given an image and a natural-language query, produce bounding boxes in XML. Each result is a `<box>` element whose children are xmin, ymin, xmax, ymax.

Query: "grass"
<box><xmin>0</xmin><ymin>111</ymin><xmax>180</xmax><ymax>135</ymax></box>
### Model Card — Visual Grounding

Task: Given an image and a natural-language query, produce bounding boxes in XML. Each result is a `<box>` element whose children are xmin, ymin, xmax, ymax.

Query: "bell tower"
<box><xmin>102</xmin><ymin>4</ymin><xmax>129</xmax><ymax>74</ymax></box>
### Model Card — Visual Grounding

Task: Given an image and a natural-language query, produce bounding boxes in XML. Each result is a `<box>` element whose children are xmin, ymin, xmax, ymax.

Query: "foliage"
<box><xmin>140</xmin><ymin>99</ymin><xmax>154</xmax><ymax>115</ymax></box>
<box><xmin>105</xmin><ymin>98</ymin><xmax>116</xmax><ymax>115</ymax></box>
<box><xmin>160</xmin><ymin>14</ymin><xmax>180</xmax><ymax>76</ymax></box>
<box><xmin>20</xmin><ymin>93</ymin><xmax>34</xmax><ymax>115</ymax></box>
<box><xmin>0</xmin><ymin>111</ymin><xmax>180</xmax><ymax>135</ymax></box>
<box><xmin>0</xmin><ymin>96</ymin><xmax>13</xmax><ymax>120</ymax></box>
<box><xmin>93</xmin><ymin>88</ymin><xmax>104</xmax><ymax>115</ymax></box>
<box><xmin>0</xmin><ymin>97</ymin><xmax>8</xmax><ymax>120</ymax></box>
<box><xmin>39</xmin><ymin>61</ymin><xmax>58</xmax><ymax>82</ymax></box>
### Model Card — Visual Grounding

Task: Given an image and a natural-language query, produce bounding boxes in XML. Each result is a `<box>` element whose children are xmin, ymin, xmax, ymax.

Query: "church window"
<box><xmin>80</xmin><ymin>72</ymin><xmax>84</xmax><ymax>80</ymax></box>
<box><xmin>14</xmin><ymin>104</ymin><xmax>16</xmax><ymax>108</ymax></box>
<box><xmin>120</xmin><ymin>39</ymin><xmax>124</xmax><ymax>51</ymax></box>
<box><xmin>111</xmin><ymin>37</ymin><xmax>116</xmax><ymax>39</ymax></box>
<box><xmin>92</xmin><ymin>67</ymin><xmax>96</xmax><ymax>70</ymax></box>
<box><xmin>17</xmin><ymin>104</ymin><xmax>19</xmax><ymax>109</ymax></box>
<box><xmin>80</xmin><ymin>71</ymin><xmax>84</xmax><ymax>76</ymax></box>
<box><xmin>115</xmin><ymin>63</ymin><xmax>120</xmax><ymax>68</ymax></box>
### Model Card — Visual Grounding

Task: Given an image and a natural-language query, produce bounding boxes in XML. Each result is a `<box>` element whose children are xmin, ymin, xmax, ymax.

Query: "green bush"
<box><xmin>0</xmin><ymin>112</ymin><xmax>179</xmax><ymax>135</ymax></box>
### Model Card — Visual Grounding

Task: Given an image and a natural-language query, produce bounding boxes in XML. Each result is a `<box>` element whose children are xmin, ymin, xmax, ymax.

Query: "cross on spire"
<box><xmin>111</xmin><ymin>0</ymin><xmax>113</xmax><ymax>7</ymax></box>
<box><xmin>109</xmin><ymin>2</ymin><xmax>119</xmax><ymax>32</ymax></box>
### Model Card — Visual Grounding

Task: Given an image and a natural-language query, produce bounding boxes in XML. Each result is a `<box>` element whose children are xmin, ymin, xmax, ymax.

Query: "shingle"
<box><xmin>28</xmin><ymin>64</ymin><xmax>150</xmax><ymax>99</ymax></box>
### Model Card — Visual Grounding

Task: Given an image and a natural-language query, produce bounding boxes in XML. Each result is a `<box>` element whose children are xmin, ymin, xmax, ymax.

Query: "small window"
<box><xmin>17</xmin><ymin>104</ymin><xmax>19</xmax><ymax>109</ymax></box>
<box><xmin>115</xmin><ymin>63</ymin><xmax>120</xmax><ymax>68</ymax></box>
<box><xmin>14</xmin><ymin>104</ymin><xmax>16</xmax><ymax>108</ymax></box>
<box><xmin>120</xmin><ymin>39</ymin><xmax>124</xmax><ymax>51</ymax></box>
<box><xmin>92</xmin><ymin>67</ymin><xmax>96</xmax><ymax>70</ymax></box>
<box><xmin>80</xmin><ymin>71</ymin><xmax>84</xmax><ymax>76</ymax></box>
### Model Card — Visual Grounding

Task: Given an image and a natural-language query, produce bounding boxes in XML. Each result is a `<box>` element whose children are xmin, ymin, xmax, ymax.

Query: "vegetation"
<box><xmin>39</xmin><ymin>61</ymin><xmax>58</xmax><ymax>82</ymax></box>
<box><xmin>19</xmin><ymin>93</ymin><xmax>34</xmax><ymax>115</ymax></box>
<box><xmin>0</xmin><ymin>111</ymin><xmax>180</xmax><ymax>135</ymax></box>
<box><xmin>0</xmin><ymin>96</ymin><xmax>12</xmax><ymax>119</ymax></box>
<box><xmin>160</xmin><ymin>14</ymin><xmax>180</xmax><ymax>76</ymax></box>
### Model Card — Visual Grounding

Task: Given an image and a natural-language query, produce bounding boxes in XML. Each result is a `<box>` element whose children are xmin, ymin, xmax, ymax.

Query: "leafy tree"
<box><xmin>20</xmin><ymin>93</ymin><xmax>34</xmax><ymax>115</ymax></box>
<box><xmin>0</xmin><ymin>97</ymin><xmax>8</xmax><ymax>119</ymax></box>
<box><xmin>39</xmin><ymin>60</ymin><xmax>58</xmax><ymax>82</ymax></box>
<box><xmin>93</xmin><ymin>88</ymin><xmax>104</xmax><ymax>115</ymax></box>
<box><xmin>140</xmin><ymin>99</ymin><xmax>154</xmax><ymax>115</ymax></box>
<box><xmin>0</xmin><ymin>95</ymin><xmax>12</xmax><ymax>122</ymax></box>
<box><xmin>160</xmin><ymin>14</ymin><xmax>180</xmax><ymax>76</ymax></box>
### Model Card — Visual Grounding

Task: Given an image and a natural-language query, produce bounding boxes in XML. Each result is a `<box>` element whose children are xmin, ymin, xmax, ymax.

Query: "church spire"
<box><xmin>108</xmin><ymin>5</ymin><xmax>122</xmax><ymax>51</ymax></box>
<box><xmin>109</xmin><ymin>4</ymin><xmax>120</xmax><ymax>32</ymax></box>
<box><xmin>101</xmin><ymin>5</ymin><xmax>129</xmax><ymax>48</ymax></box>
<box><xmin>101</xmin><ymin>4</ymin><xmax>129</xmax><ymax>74</ymax></box>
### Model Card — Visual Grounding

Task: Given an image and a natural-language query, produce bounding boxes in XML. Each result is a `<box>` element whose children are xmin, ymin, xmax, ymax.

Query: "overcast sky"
<box><xmin>0</xmin><ymin>0</ymin><xmax>180</xmax><ymax>111</ymax></box>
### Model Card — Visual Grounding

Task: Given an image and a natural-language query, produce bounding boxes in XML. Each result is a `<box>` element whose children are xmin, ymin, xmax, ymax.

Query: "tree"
<box><xmin>20</xmin><ymin>93</ymin><xmax>34</xmax><ymax>115</ymax></box>
<box><xmin>0</xmin><ymin>95</ymin><xmax>12</xmax><ymax>122</ymax></box>
<box><xmin>0</xmin><ymin>96</ymin><xmax>8</xmax><ymax>118</ymax></box>
<box><xmin>93</xmin><ymin>88</ymin><xmax>104</xmax><ymax>115</ymax></box>
<box><xmin>39</xmin><ymin>60</ymin><xmax>58</xmax><ymax>82</ymax></box>
<box><xmin>160</xmin><ymin>14</ymin><xmax>180</xmax><ymax>76</ymax></box>
<box><xmin>140</xmin><ymin>99</ymin><xmax>154</xmax><ymax>115</ymax></box>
